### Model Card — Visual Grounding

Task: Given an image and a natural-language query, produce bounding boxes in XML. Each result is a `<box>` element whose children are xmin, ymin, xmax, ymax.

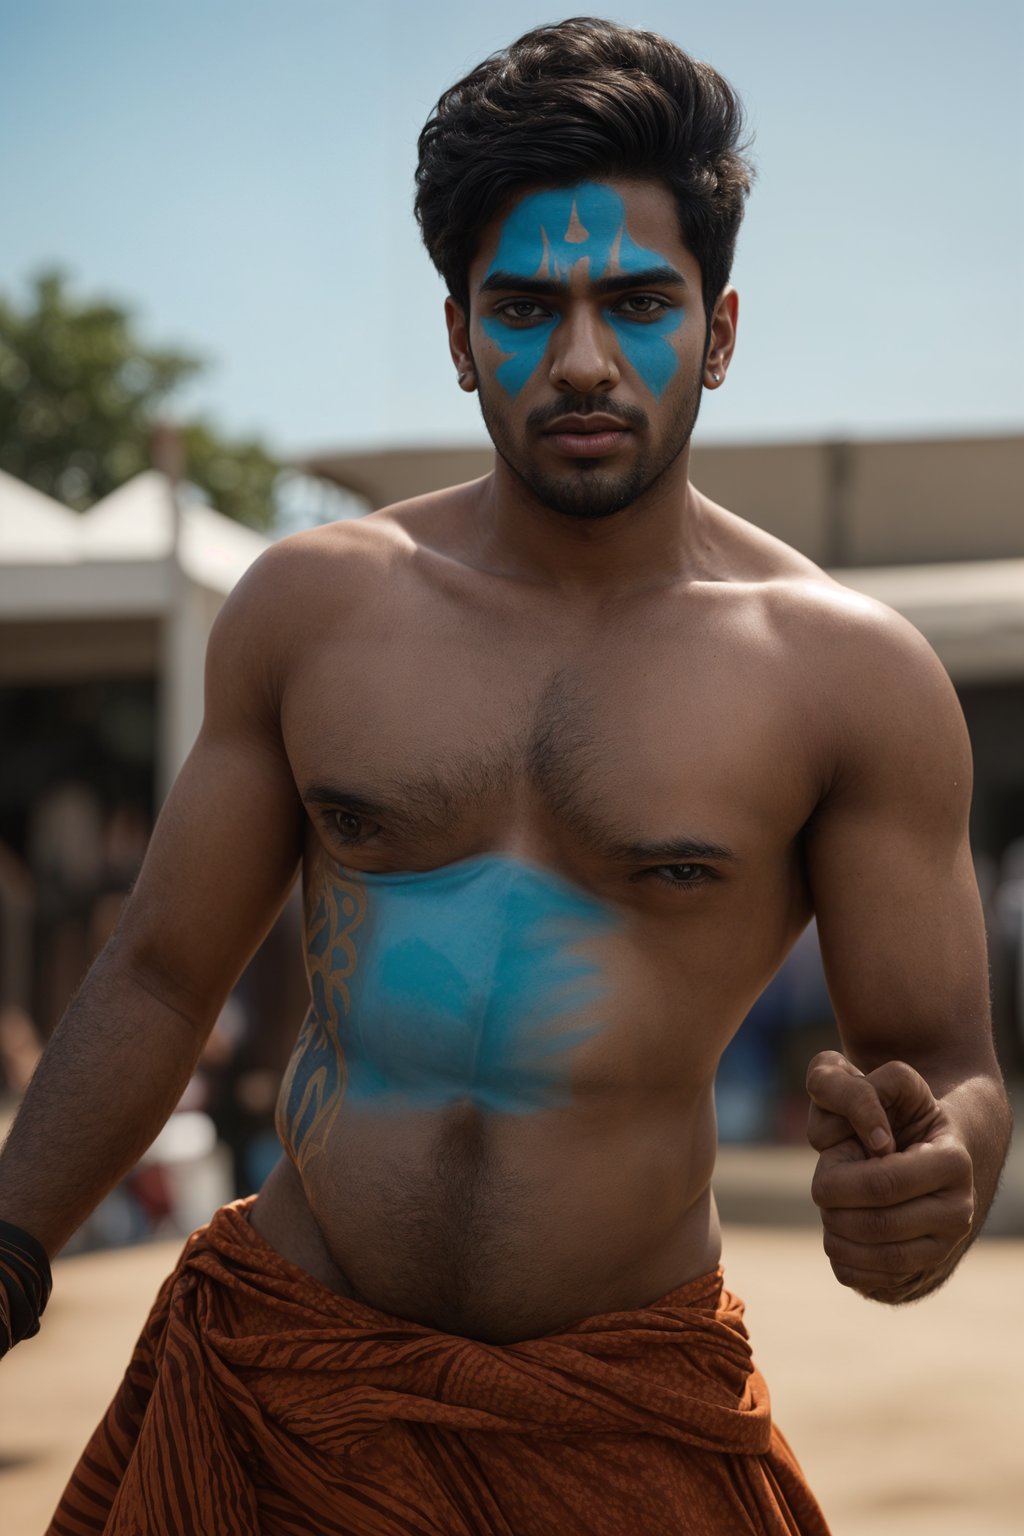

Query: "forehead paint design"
<box><xmin>481</xmin><ymin>182</ymin><xmax>685</xmax><ymax>399</ymax></box>
<box><xmin>283</xmin><ymin>853</ymin><xmax>619</xmax><ymax>1131</ymax></box>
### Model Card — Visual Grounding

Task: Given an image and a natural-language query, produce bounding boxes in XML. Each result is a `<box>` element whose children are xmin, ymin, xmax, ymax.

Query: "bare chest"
<box><xmin>281</xmin><ymin>589</ymin><xmax>818</xmax><ymax>872</ymax></box>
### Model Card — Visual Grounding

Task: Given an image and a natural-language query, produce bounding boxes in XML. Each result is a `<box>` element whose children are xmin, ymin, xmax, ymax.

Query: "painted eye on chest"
<box><xmin>331</xmin><ymin>810</ymin><xmax>376</xmax><ymax>844</ymax></box>
<box><xmin>645</xmin><ymin>864</ymin><xmax>715</xmax><ymax>892</ymax></box>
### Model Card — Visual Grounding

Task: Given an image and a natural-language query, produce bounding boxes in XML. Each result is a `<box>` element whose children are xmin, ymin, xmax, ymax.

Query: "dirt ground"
<box><xmin>1</xmin><ymin>1224</ymin><xmax>1021</xmax><ymax>1535</ymax></box>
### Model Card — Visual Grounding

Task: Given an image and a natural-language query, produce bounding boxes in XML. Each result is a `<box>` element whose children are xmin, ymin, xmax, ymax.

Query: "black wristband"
<box><xmin>0</xmin><ymin>1219</ymin><xmax>53</xmax><ymax>1357</ymax></box>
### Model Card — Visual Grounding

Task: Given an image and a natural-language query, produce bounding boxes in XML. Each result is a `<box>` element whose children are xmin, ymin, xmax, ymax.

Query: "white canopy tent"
<box><xmin>0</xmin><ymin>470</ymin><xmax>269</xmax><ymax>795</ymax></box>
<box><xmin>0</xmin><ymin>469</ymin><xmax>81</xmax><ymax>562</ymax></box>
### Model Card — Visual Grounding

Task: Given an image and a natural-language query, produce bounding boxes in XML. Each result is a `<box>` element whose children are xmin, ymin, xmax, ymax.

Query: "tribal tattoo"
<box><xmin>277</xmin><ymin>869</ymin><xmax>366</xmax><ymax>1171</ymax></box>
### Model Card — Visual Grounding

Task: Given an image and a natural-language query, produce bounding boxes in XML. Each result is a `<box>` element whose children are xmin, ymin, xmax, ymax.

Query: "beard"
<box><xmin>473</xmin><ymin>367</ymin><xmax>705</xmax><ymax>521</ymax></box>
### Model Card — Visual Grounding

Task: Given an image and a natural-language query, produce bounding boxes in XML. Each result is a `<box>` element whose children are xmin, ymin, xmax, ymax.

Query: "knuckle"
<box><xmin>807</xmin><ymin>1050</ymin><xmax>844</xmax><ymax>1079</ymax></box>
<box><xmin>949</xmin><ymin>1193</ymin><xmax>975</xmax><ymax>1236</ymax></box>
<box><xmin>810</xmin><ymin>1168</ymin><xmax>833</xmax><ymax>1208</ymax></box>
<box><xmin>806</xmin><ymin>1054</ymin><xmax>852</xmax><ymax>1096</ymax></box>
<box><xmin>863</xmin><ymin>1205</ymin><xmax>895</xmax><ymax>1242</ymax></box>
<box><xmin>829</xmin><ymin>1259</ymin><xmax>863</xmax><ymax>1291</ymax></box>
<box><xmin>869</xmin><ymin>1059</ymin><xmax>925</xmax><ymax>1111</ymax></box>
<box><xmin>867</xmin><ymin>1164</ymin><xmax>899</xmax><ymax>1205</ymax></box>
<box><xmin>878</xmin><ymin>1242</ymin><xmax>912</xmax><ymax>1274</ymax></box>
<box><xmin>934</xmin><ymin>1144</ymin><xmax>973</xmax><ymax>1193</ymax></box>
<box><xmin>806</xmin><ymin>1063</ymin><xmax>828</xmax><ymax>1095</ymax></box>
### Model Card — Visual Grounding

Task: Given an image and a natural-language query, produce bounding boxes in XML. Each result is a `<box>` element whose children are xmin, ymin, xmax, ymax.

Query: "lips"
<box><xmin>545</xmin><ymin>430</ymin><xmax>628</xmax><ymax>458</ymax></box>
<box><xmin>541</xmin><ymin>415</ymin><xmax>632</xmax><ymax>459</ymax></box>
<box><xmin>543</xmin><ymin>413</ymin><xmax>628</xmax><ymax>434</ymax></box>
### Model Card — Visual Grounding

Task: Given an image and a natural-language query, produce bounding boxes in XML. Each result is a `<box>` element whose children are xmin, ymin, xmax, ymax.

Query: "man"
<box><xmin>1</xmin><ymin>17</ymin><xmax>1010</xmax><ymax>1535</ymax></box>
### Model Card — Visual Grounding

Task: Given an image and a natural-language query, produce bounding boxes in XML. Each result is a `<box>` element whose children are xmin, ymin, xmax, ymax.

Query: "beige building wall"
<box><xmin>688</xmin><ymin>442</ymin><xmax>833</xmax><ymax>564</ymax></box>
<box><xmin>305</xmin><ymin>433</ymin><xmax>1024</xmax><ymax>571</ymax></box>
<box><xmin>844</xmin><ymin>437</ymin><xmax>1024</xmax><ymax>566</ymax></box>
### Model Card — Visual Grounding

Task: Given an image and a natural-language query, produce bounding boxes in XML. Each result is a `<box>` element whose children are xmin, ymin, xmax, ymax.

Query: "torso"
<box><xmin>250</xmin><ymin>483</ymin><xmax>837</xmax><ymax>1342</ymax></box>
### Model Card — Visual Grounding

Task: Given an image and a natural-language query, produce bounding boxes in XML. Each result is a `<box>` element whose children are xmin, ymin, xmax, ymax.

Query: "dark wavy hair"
<box><xmin>415</xmin><ymin>17</ymin><xmax>754</xmax><ymax>333</ymax></box>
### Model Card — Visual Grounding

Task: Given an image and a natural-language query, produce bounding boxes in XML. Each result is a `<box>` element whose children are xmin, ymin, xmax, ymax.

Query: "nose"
<box><xmin>548</xmin><ymin>306</ymin><xmax>620</xmax><ymax>395</ymax></box>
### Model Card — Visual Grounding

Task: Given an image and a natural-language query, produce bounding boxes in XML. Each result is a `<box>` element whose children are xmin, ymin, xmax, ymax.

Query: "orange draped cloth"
<box><xmin>49</xmin><ymin>1200</ymin><xmax>830</xmax><ymax>1535</ymax></box>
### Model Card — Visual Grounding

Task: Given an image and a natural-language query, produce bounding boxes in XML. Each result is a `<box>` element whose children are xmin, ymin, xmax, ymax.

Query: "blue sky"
<box><xmin>1</xmin><ymin>0</ymin><xmax>1022</xmax><ymax>460</ymax></box>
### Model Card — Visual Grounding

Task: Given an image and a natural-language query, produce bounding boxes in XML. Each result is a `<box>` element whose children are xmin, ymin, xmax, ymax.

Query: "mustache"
<box><xmin>525</xmin><ymin>396</ymin><xmax>649</xmax><ymax>432</ymax></box>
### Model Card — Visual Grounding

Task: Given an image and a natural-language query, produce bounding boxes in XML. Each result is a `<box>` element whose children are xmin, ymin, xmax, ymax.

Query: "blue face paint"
<box><xmin>282</xmin><ymin>854</ymin><xmax>619</xmax><ymax>1140</ymax></box>
<box><xmin>480</xmin><ymin>182</ymin><xmax>685</xmax><ymax>399</ymax></box>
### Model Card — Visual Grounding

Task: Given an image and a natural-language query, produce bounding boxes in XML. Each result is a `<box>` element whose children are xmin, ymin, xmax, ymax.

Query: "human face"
<box><xmin>449</xmin><ymin>178</ymin><xmax>722</xmax><ymax>521</ymax></box>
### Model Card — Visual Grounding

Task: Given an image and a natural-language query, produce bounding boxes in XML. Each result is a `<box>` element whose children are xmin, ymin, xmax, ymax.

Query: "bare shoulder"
<box><xmin>221</xmin><ymin>478</ymin><xmax>476</xmax><ymax>616</ymax></box>
<box><xmin>213</xmin><ymin>510</ymin><xmax>414</xmax><ymax>645</ymax></box>
<box><xmin>228</xmin><ymin>511</ymin><xmax>413</xmax><ymax>609</ymax></box>
<box><xmin>705</xmin><ymin>494</ymin><xmax>949</xmax><ymax>686</ymax></box>
<box><xmin>702</xmin><ymin>494</ymin><xmax>968</xmax><ymax>784</ymax></box>
<box><xmin>766</xmin><ymin>567</ymin><xmax>958</xmax><ymax>732</ymax></box>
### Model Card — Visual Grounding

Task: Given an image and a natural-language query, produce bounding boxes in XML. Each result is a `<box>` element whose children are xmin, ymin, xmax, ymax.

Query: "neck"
<box><xmin>470</xmin><ymin>444</ymin><xmax>705</xmax><ymax>598</ymax></box>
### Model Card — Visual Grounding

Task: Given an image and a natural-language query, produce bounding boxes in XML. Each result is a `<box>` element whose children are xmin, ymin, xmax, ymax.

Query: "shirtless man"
<box><xmin>1</xmin><ymin>18</ymin><xmax>1011</xmax><ymax>1536</ymax></box>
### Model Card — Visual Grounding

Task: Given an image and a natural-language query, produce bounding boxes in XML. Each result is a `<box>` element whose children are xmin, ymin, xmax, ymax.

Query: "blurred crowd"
<box><xmin>0</xmin><ymin>777</ymin><xmax>306</xmax><ymax>1251</ymax></box>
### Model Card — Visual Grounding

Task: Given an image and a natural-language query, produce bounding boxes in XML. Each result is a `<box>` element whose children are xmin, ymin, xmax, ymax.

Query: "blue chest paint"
<box><xmin>293</xmin><ymin>853</ymin><xmax>618</xmax><ymax>1120</ymax></box>
<box><xmin>481</xmin><ymin>182</ymin><xmax>684</xmax><ymax>399</ymax></box>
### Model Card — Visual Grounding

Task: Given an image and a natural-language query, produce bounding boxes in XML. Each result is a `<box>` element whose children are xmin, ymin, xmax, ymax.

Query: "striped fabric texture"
<box><xmin>0</xmin><ymin>1218</ymin><xmax>52</xmax><ymax>1356</ymax></box>
<box><xmin>49</xmin><ymin>1199</ymin><xmax>831</xmax><ymax>1535</ymax></box>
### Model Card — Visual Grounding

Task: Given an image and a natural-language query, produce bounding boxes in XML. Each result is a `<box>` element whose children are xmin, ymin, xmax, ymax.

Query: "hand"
<box><xmin>805</xmin><ymin>1051</ymin><xmax>975</xmax><ymax>1303</ymax></box>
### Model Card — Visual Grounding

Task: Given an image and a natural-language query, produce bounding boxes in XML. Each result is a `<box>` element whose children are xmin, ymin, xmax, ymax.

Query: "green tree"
<box><xmin>0</xmin><ymin>270</ymin><xmax>280</xmax><ymax>530</ymax></box>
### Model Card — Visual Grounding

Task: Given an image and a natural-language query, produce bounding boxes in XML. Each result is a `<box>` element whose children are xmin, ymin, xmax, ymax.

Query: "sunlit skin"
<box><xmin>5</xmin><ymin>172</ymin><xmax>992</xmax><ymax>1350</ymax></box>
<box><xmin>234</xmin><ymin>175</ymin><xmax>999</xmax><ymax>1345</ymax></box>
<box><xmin>0</xmin><ymin>79</ymin><xmax>1006</xmax><ymax>1536</ymax></box>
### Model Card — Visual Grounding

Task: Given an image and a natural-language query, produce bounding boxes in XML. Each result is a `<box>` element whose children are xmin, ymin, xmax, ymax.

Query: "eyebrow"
<box><xmin>302</xmin><ymin>785</ymin><xmax>393</xmax><ymax>818</ymax></box>
<box><xmin>601</xmin><ymin>834</ymin><xmax>738</xmax><ymax>865</ymax></box>
<box><xmin>478</xmin><ymin>265</ymin><xmax>687</xmax><ymax>298</ymax></box>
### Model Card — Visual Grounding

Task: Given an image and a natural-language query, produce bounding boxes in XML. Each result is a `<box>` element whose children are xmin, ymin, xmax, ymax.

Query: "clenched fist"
<box><xmin>805</xmin><ymin>1051</ymin><xmax>975</xmax><ymax>1304</ymax></box>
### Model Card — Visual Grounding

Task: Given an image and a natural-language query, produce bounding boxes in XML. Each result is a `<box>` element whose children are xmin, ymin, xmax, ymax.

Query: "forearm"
<box><xmin>0</xmin><ymin>939</ymin><xmax>211</xmax><ymax>1256</ymax></box>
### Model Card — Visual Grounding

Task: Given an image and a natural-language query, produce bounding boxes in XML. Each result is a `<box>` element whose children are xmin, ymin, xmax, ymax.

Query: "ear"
<box><xmin>445</xmin><ymin>296</ymin><xmax>477</xmax><ymax>392</ymax></box>
<box><xmin>703</xmin><ymin>286</ymin><xmax>739</xmax><ymax>389</ymax></box>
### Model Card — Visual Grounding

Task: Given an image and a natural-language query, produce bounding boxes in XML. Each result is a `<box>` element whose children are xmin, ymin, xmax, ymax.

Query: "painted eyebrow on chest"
<box><xmin>302</xmin><ymin>783</ymin><xmax>460</xmax><ymax>839</ymax></box>
<box><xmin>302</xmin><ymin>787</ymin><xmax>737</xmax><ymax>865</ymax></box>
<box><xmin>599</xmin><ymin>833</ymin><xmax>738</xmax><ymax>865</ymax></box>
<box><xmin>303</xmin><ymin>785</ymin><xmax>394</xmax><ymax>819</ymax></box>
<box><xmin>478</xmin><ymin>266</ymin><xmax>688</xmax><ymax>299</ymax></box>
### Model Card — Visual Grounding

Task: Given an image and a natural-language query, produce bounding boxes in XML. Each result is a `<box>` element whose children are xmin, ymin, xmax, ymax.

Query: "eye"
<box><xmin>648</xmin><ymin>863</ymin><xmax>711</xmax><ymax>890</ymax></box>
<box><xmin>495</xmin><ymin>299</ymin><xmax>552</xmax><ymax>324</ymax></box>
<box><xmin>615</xmin><ymin>294</ymin><xmax>670</xmax><ymax>320</ymax></box>
<box><xmin>328</xmin><ymin>810</ymin><xmax>377</xmax><ymax>845</ymax></box>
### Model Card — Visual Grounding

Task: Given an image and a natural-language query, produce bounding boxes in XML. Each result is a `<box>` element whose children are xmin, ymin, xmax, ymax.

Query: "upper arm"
<box><xmin>804</xmin><ymin>597</ymin><xmax>995</xmax><ymax>1088</ymax></box>
<box><xmin>113</xmin><ymin>542</ymin><xmax>306</xmax><ymax>1028</ymax></box>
